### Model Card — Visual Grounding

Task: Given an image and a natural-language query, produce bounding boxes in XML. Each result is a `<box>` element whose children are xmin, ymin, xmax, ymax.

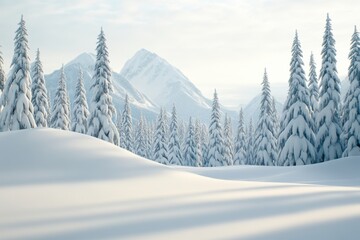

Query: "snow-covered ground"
<box><xmin>1</xmin><ymin>129</ymin><xmax>359</xmax><ymax>240</ymax></box>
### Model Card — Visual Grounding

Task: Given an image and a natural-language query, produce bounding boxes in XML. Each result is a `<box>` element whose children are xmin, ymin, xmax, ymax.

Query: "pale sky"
<box><xmin>0</xmin><ymin>0</ymin><xmax>359</xmax><ymax>107</ymax></box>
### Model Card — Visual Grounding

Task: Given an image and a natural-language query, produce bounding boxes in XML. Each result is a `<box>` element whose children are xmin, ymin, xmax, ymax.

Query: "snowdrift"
<box><xmin>0</xmin><ymin>129</ymin><xmax>359</xmax><ymax>240</ymax></box>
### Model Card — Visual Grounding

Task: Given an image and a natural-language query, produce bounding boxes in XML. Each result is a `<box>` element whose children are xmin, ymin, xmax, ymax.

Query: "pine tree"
<box><xmin>234</xmin><ymin>108</ymin><xmax>246</xmax><ymax>165</ymax></box>
<box><xmin>71</xmin><ymin>68</ymin><xmax>89</xmax><ymax>134</ymax></box>
<box><xmin>342</xmin><ymin>26</ymin><xmax>360</xmax><ymax>157</ymax></box>
<box><xmin>50</xmin><ymin>65</ymin><xmax>71</xmax><ymax>130</ymax></box>
<box><xmin>271</xmin><ymin>97</ymin><xmax>280</xmax><ymax>158</ymax></box>
<box><xmin>168</xmin><ymin>105</ymin><xmax>183</xmax><ymax>165</ymax></box>
<box><xmin>278</xmin><ymin>32</ymin><xmax>315</xmax><ymax>166</ymax></box>
<box><xmin>135</xmin><ymin>114</ymin><xmax>147</xmax><ymax>158</ymax></box>
<box><xmin>31</xmin><ymin>49</ymin><xmax>50</xmax><ymax>128</ymax></box>
<box><xmin>223</xmin><ymin>114</ymin><xmax>234</xmax><ymax>165</ymax></box>
<box><xmin>145</xmin><ymin>120</ymin><xmax>154</xmax><ymax>160</ymax></box>
<box><xmin>246</xmin><ymin>118</ymin><xmax>255</xmax><ymax>165</ymax></box>
<box><xmin>200</xmin><ymin>123</ymin><xmax>209</xmax><ymax>166</ymax></box>
<box><xmin>153</xmin><ymin>108</ymin><xmax>169</xmax><ymax>164</ymax></box>
<box><xmin>87</xmin><ymin>28</ymin><xmax>119</xmax><ymax>145</ymax></box>
<box><xmin>0</xmin><ymin>46</ymin><xmax>5</xmax><ymax>92</ymax></box>
<box><xmin>178</xmin><ymin>120</ymin><xmax>186</xmax><ymax>150</ymax></box>
<box><xmin>183</xmin><ymin>117</ymin><xmax>198</xmax><ymax>166</ymax></box>
<box><xmin>0</xmin><ymin>16</ymin><xmax>36</xmax><ymax>131</ymax></box>
<box><xmin>194</xmin><ymin>119</ymin><xmax>203</xmax><ymax>167</ymax></box>
<box><xmin>308</xmin><ymin>53</ymin><xmax>319</xmax><ymax>118</ymax></box>
<box><xmin>121</xmin><ymin>94</ymin><xmax>133</xmax><ymax>151</ymax></box>
<box><xmin>255</xmin><ymin>69</ymin><xmax>277</xmax><ymax>166</ymax></box>
<box><xmin>207</xmin><ymin>90</ymin><xmax>225</xmax><ymax>166</ymax></box>
<box><xmin>316</xmin><ymin>14</ymin><xmax>343</xmax><ymax>162</ymax></box>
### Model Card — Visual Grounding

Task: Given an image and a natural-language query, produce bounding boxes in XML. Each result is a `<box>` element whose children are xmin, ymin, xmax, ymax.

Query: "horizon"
<box><xmin>0</xmin><ymin>0</ymin><xmax>359</xmax><ymax>107</ymax></box>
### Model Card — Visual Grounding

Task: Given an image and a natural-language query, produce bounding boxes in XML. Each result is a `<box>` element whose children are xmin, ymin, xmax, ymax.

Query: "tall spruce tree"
<box><xmin>87</xmin><ymin>28</ymin><xmax>119</xmax><ymax>145</ymax></box>
<box><xmin>234</xmin><ymin>108</ymin><xmax>246</xmax><ymax>165</ymax></box>
<box><xmin>0</xmin><ymin>46</ymin><xmax>5</xmax><ymax>92</ymax></box>
<box><xmin>223</xmin><ymin>114</ymin><xmax>234</xmax><ymax>165</ymax></box>
<box><xmin>316</xmin><ymin>14</ymin><xmax>343</xmax><ymax>162</ymax></box>
<box><xmin>71</xmin><ymin>68</ymin><xmax>89</xmax><ymax>134</ymax></box>
<box><xmin>31</xmin><ymin>49</ymin><xmax>50</xmax><ymax>128</ymax></box>
<box><xmin>153</xmin><ymin>108</ymin><xmax>169</xmax><ymax>164</ymax></box>
<box><xmin>342</xmin><ymin>26</ymin><xmax>360</xmax><ymax>156</ymax></box>
<box><xmin>308</xmin><ymin>53</ymin><xmax>319</xmax><ymax>118</ymax></box>
<box><xmin>50</xmin><ymin>65</ymin><xmax>70</xmax><ymax>130</ymax></box>
<box><xmin>121</xmin><ymin>94</ymin><xmax>133</xmax><ymax>151</ymax></box>
<box><xmin>207</xmin><ymin>90</ymin><xmax>225</xmax><ymax>166</ymax></box>
<box><xmin>0</xmin><ymin>16</ymin><xmax>36</xmax><ymax>131</ymax></box>
<box><xmin>278</xmin><ymin>32</ymin><xmax>315</xmax><ymax>166</ymax></box>
<box><xmin>183</xmin><ymin>117</ymin><xmax>198</xmax><ymax>166</ymax></box>
<box><xmin>255</xmin><ymin>69</ymin><xmax>277</xmax><ymax>166</ymax></box>
<box><xmin>168</xmin><ymin>105</ymin><xmax>183</xmax><ymax>165</ymax></box>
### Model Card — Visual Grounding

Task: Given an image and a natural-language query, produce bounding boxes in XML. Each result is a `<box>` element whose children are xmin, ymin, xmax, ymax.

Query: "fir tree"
<box><xmin>308</xmin><ymin>53</ymin><xmax>319</xmax><ymax>118</ymax></box>
<box><xmin>194</xmin><ymin>119</ymin><xmax>203</xmax><ymax>167</ymax></box>
<box><xmin>135</xmin><ymin>114</ymin><xmax>147</xmax><ymax>158</ymax></box>
<box><xmin>71</xmin><ymin>68</ymin><xmax>89</xmax><ymax>134</ymax></box>
<box><xmin>255</xmin><ymin>69</ymin><xmax>277</xmax><ymax>166</ymax></box>
<box><xmin>31</xmin><ymin>49</ymin><xmax>50</xmax><ymax>128</ymax></box>
<box><xmin>223</xmin><ymin>114</ymin><xmax>234</xmax><ymax>165</ymax></box>
<box><xmin>271</xmin><ymin>97</ymin><xmax>280</xmax><ymax>158</ymax></box>
<box><xmin>0</xmin><ymin>16</ymin><xmax>36</xmax><ymax>131</ymax></box>
<box><xmin>121</xmin><ymin>94</ymin><xmax>133</xmax><ymax>151</ymax></box>
<box><xmin>207</xmin><ymin>90</ymin><xmax>225</xmax><ymax>166</ymax></box>
<box><xmin>87</xmin><ymin>28</ymin><xmax>119</xmax><ymax>145</ymax></box>
<box><xmin>183</xmin><ymin>117</ymin><xmax>198</xmax><ymax>166</ymax></box>
<box><xmin>278</xmin><ymin>32</ymin><xmax>315</xmax><ymax>166</ymax></box>
<box><xmin>234</xmin><ymin>108</ymin><xmax>246</xmax><ymax>165</ymax></box>
<box><xmin>50</xmin><ymin>65</ymin><xmax>71</xmax><ymax>130</ymax></box>
<box><xmin>342</xmin><ymin>26</ymin><xmax>360</xmax><ymax>156</ymax></box>
<box><xmin>200</xmin><ymin>123</ymin><xmax>209</xmax><ymax>166</ymax></box>
<box><xmin>168</xmin><ymin>105</ymin><xmax>183</xmax><ymax>165</ymax></box>
<box><xmin>0</xmin><ymin>46</ymin><xmax>5</xmax><ymax>92</ymax></box>
<box><xmin>246</xmin><ymin>118</ymin><xmax>255</xmax><ymax>165</ymax></box>
<box><xmin>145</xmin><ymin>120</ymin><xmax>154</xmax><ymax>160</ymax></box>
<box><xmin>316</xmin><ymin>14</ymin><xmax>343</xmax><ymax>162</ymax></box>
<box><xmin>153</xmin><ymin>108</ymin><xmax>169</xmax><ymax>164</ymax></box>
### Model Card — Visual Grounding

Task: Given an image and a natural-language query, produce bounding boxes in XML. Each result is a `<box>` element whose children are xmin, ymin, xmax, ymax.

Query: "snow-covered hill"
<box><xmin>120</xmin><ymin>49</ymin><xmax>237</xmax><ymax>122</ymax></box>
<box><xmin>45</xmin><ymin>53</ymin><xmax>159</xmax><ymax>122</ymax></box>
<box><xmin>1</xmin><ymin>129</ymin><xmax>359</xmax><ymax>239</ymax></box>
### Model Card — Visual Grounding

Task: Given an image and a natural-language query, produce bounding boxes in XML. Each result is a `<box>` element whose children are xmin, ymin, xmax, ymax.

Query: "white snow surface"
<box><xmin>1</xmin><ymin>128</ymin><xmax>360</xmax><ymax>240</ymax></box>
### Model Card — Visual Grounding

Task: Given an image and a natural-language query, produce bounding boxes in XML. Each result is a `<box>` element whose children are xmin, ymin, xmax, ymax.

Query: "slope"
<box><xmin>120</xmin><ymin>49</ymin><xmax>237</xmax><ymax>122</ymax></box>
<box><xmin>0</xmin><ymin>129</ymin><xmax>359</xmax><ymax>240</ymax></box>
<box><xmin>45</xmin><ymin>53</ymin><xmax>158</xmax><ymax>122</ymax></box>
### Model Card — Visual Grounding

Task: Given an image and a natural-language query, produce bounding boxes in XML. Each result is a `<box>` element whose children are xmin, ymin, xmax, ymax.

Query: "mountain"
<box><xmin>45</xmin><ymin>53</ymin><xmax>159</xmax><ymax>122</ymax></box>
<box><xmin>242</xmin><ymin>94</ymin><xmax>283</xmax><ymax>125</ymax></box>
<box><xmin>120</xmin><ymin>49</ymin><xmax>237</xmax><ymax>123</ymax></box>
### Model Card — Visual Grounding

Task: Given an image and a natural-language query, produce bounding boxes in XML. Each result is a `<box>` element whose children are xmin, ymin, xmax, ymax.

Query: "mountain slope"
<box><xmin>45</xmin><ymin>53</ymin><xmax>159</xmax><ymax>122</ymax></box>
<box><xmin>120</xmin><ymin>49</ymin><xmax>237</xmax><ymax>122</ymax></box>
<box><xmin>0</xmin><ymin>129</ymin><xmax>359</xmax><ymax>239</ymax></box>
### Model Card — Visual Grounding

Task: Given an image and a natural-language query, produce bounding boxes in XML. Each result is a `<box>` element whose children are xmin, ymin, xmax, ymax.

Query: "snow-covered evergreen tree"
<box><xmin>183</xmin><ymin>117</ymin><xmax>198</xmax><ymax>166</ymax></box>
<box><xmin>223</xmin><ymin>114</ymin><xmax>234</xmax><ymax>165</ymax></box>
<box><xmin>271</xmin><ymin>97</ymin><xmax>280</xmax><ymax>158</ymax></box>
<box><xmin>207</xmin><ymin>90</ymin><xmax>225</xmax><ymax>166</ymax></box>
<box><xmin>0</xmin><ymin>46</ymin><xmax>5</xmax><ymax>92</ymax></box>
<box><xmin>168</xmin><ymin>105</ymin><xmax>183</xmax><ymax>165</ymax></box>
<box><xmin>178</xmin><ymin>120</ymin><xmax>186</xmax><ymax>150</ymax></box>
<box><xmin>0</xmin><ymin>16</ymin><xmax>36</xmax><ymax>131</ymax></box>
<box><xmin>50</xmin><ymin>65</ymin><xmax>70</xmax><ymax>130</ymax></box>
<box><xmin>316</xmin><ymin>15</ymin><xmax>343</xmax><ymax>162</ymax></box>
<box><xmin>135</xmin><ymin>114</ymin><xmax>147</xmax><ymax>158</ymax></box>
<box><xmin>87</xmin><ymin>28</ymin><xmax>119</xmax><ymax>145</ymax></box>
<box><xmin>308</xmin><ymin>53</ymin><xmax>319</xmax><ymax>119</ymax></box>
<box><xmin>246</xmin><ymin>118</ymin><xmax>255</xmax><ymax>165</ymax></box>
<box><xmin>233</xmin><ymin>108</ymin><xmax>246</xmax><ymax>165</ymax></box>
<box><xmin>342</xmin><ymin>26</ymin><xmax>360</xmax><ymax>157</ymax></box>
<box><xmin>200</xmin><ymin>123</ymin><xmax>209</xmax><ymax>166</ymax></box>
<box><xmin>255</xmin><ymin>69</ymin><xmax>277</xmax><ymax>166</ymax></box>
<box><xmin>121</xmin><ymin>94</ymin><xmax>133</xmax><ymax>151</ymax></box>
<box><xmin>145</xmin><ymin>120</ymin><xmax>154</xmax><ymax>160</ymax></box>
<box><xmin>153</xmin><ymin>108</ymin><xmax>169</xmax><ymax>164</ymax></box>
<box><xmin>31</xmin><ymin>48</ymin><xmax>50</xmax><ymax>128</ymax></box>
<box><xmin>71</xmin><ymin>68</ymin><xmax>89</xmax><ymax>134</ymax></box>
<box><xmin>278</xmin><ymin>32</ymin><xmax>315</xmax><ymax>166</ymax></box>
<box><xmin>194</xmin><ymin>119</ymin><xmax>203</xmax><ymax>167</ymax></box>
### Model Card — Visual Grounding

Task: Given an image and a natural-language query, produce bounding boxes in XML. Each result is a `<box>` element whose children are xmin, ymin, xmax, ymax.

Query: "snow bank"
<box><xmin>0</xmin><ymin>129</ymin><xmax>359</xmax><ymax>240</ymax></box>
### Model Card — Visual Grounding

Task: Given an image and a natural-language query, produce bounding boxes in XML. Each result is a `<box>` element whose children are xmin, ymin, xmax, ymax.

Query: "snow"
<box><xmin>0</xmin><ymin>128</ymin><xmax>360</xmax><ymax>239</ymax></box>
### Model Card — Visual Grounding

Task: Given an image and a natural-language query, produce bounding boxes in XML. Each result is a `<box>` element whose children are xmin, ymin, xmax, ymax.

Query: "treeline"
<box><xmin>0</xmin><ymin>15</ymin><xmax>359</xmax><ymax>167</ymax></box>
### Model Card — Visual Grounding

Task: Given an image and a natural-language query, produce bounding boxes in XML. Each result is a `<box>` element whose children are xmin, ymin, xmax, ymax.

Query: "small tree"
<box><xmin>71</xmin><ymin>68</ymin><xmax>89</xmax><ymax>134</ymax></box>
<box><xmin>153</xmin><ymin>108</ymin><xmax>169</xmax><ymax>164</ymax></box>
<box><xmin>0</xmin><ymin>45</ymin><xmax>5</xmax><ymax>92</ymax></box>
<box><xmin>234</xmin><ymin>109</ymin><xmax>246</xmax><ymax>165</ymax></box>
<box><xmin>50</xmin><ymin>65</ymin><xmax>71</xmax><ymax>130</ymax></box>
<box><xmin>121</xmin><ymin>94</ymin><xmax>133</xmax><ymax>151</ymax></box>
<box><xmin>183</xmin><ymin>117</ymin><xmax>198</xmax><ymax>166</ymax></box>
<box><xmin>223</xmin><ymin>114</ymin><xmax>234</xmax><ymax>165</ymax></box>
<box><xmin>168</xmin><ymin>105</ymin><xmax>184</xmax><ymax>165</ymax></box>
<box><xmin>135</xmin><ymin>114</ymin><xmax>147</xmax><ymax>158</ymax></box>
<box><xmin>246</xmin><ymin>119</ymin><xmax>256</xmax><ymax>165</ymax></box>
